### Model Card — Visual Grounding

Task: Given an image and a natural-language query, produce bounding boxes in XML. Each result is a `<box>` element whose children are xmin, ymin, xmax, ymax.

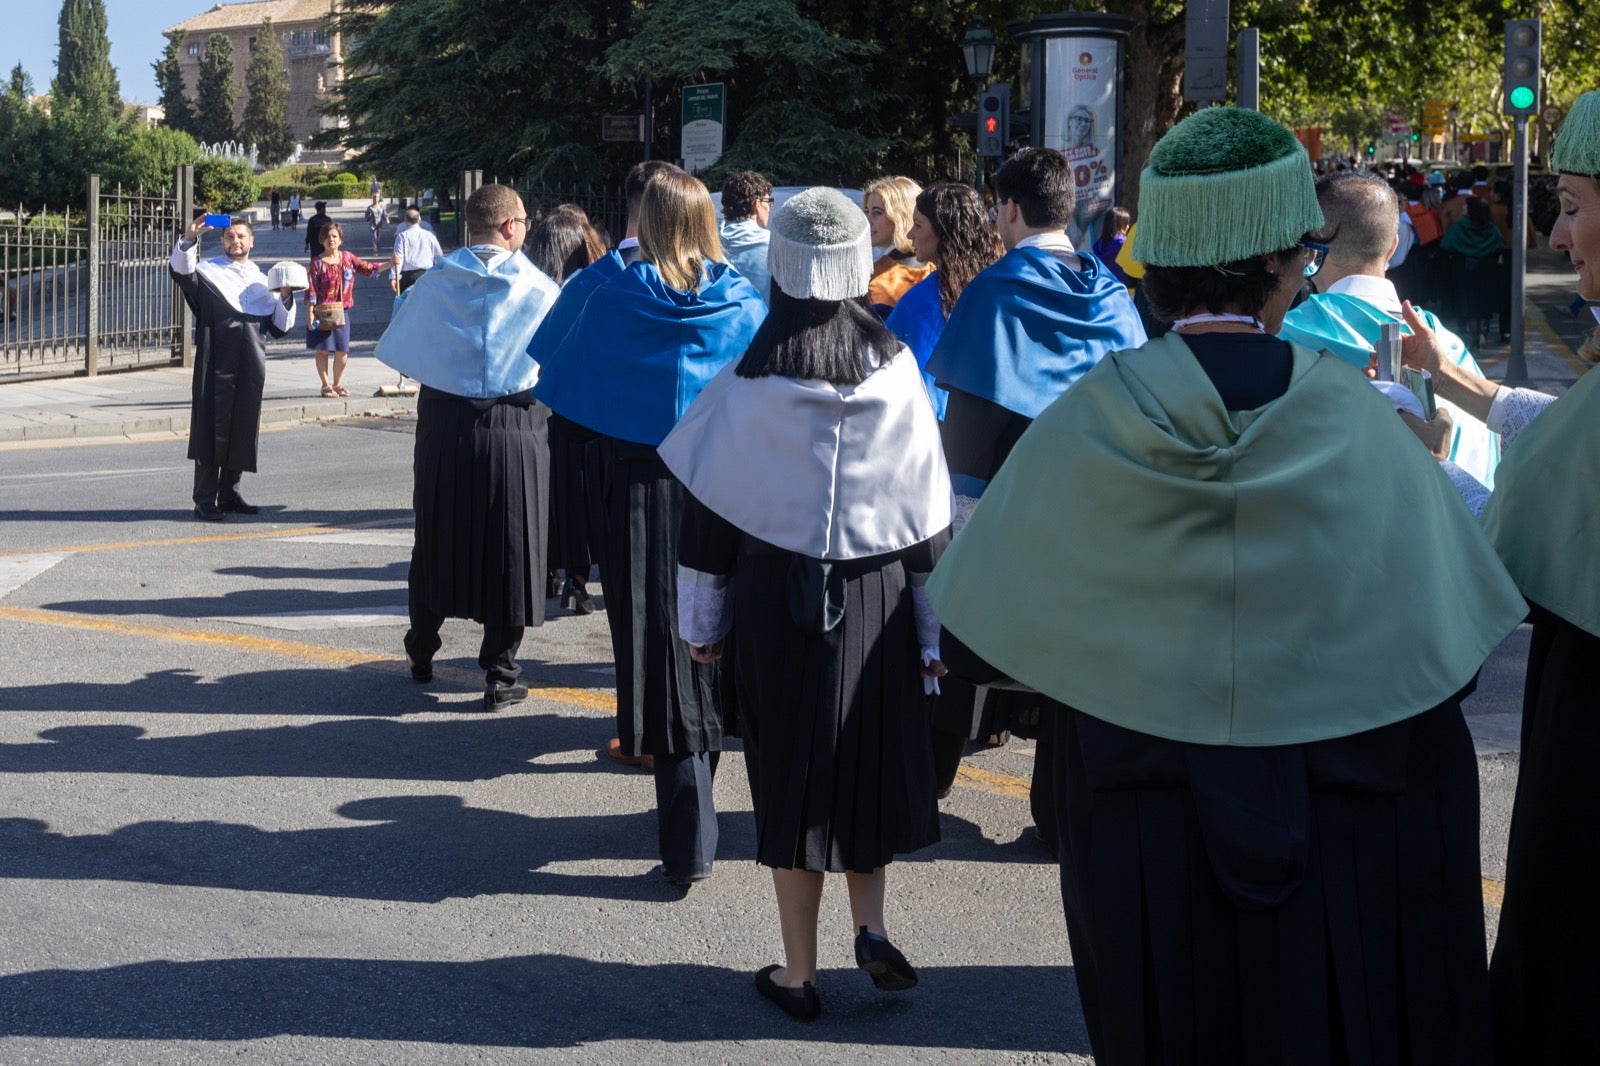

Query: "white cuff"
<box><xmin>951</xmin><ymin>493</ymin><xmax>981</xmax><ymax>538</ymax></box>
<box><xmin>677</xmin><ymin>565</ymin><xmax>734</xmax><ymax>648</ymax></box>
<box><xmin>170</xmin><ymin>239</ymin><xmax>198</xmax><ymax>275</ymax></box>
<box><xmin>1439</xmin><ymin>459</ymin><xmax>1492</xmax><ymax>518</ymax></box>
<box><xmin>1486</xmin><ymin>385</ymin><xmax>1555</xmax><ymax>449</ymax></box>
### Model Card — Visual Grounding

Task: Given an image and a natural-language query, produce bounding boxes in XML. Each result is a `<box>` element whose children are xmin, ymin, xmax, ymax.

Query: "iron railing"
<box><xmin>0</xmin><ymin>171</ymin><xmax>188</xmax><ymax>379</ymax></box>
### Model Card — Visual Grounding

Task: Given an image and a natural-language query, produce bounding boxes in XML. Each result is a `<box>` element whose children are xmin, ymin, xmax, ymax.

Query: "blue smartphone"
<box><xmin>203</xmin><ymin>213</ymin><xmax>234</xmax><ymax>229</ymax></box>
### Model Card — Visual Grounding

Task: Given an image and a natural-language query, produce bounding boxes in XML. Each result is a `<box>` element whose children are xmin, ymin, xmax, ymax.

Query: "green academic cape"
<box><xmin>927</xmin><ymin>331</ymin><xmax>1526</xmax><ymax>746</ymax></box>
<box><xmin>1482</xmin><ymin>365</ymin><xmax>1600</xmax><ymax>639</ymax></box>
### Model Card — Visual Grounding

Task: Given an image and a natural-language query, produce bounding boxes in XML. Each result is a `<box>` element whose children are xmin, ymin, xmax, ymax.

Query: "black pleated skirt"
<box><xmin>599</xmin><ymin>437</ymin><xmax>731</xmax><ymax>757</ymax></box>
<box><xmin>546</xmin><ymin>413</ymin><xmax>604</xmax><ymax>583</ymax></box>
<box><xmin>734</xmin><ymin>547</ymin><xmax>939</xmax><ymax>874</ymax></box>
<box><xmin>409</xmin><ymin>386</ymin><xmax>548</xmax><ymax>627</ymax></box>
<box><xmin>1054</xmin><ymin>698</ymin><xmax>1490</xmax><ymax>1066</ymax></box>
<box><xmin>1490</xmin><ymin>604</ymin><xmax>1600</xmax><ymax>1065</ymax></box>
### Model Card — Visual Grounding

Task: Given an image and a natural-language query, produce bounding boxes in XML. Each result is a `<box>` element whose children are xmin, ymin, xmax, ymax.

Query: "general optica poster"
<box><xmin>1043</xmin><ymin>38</ymin><xmax>1118</xmax><ymax>250</ymax></box>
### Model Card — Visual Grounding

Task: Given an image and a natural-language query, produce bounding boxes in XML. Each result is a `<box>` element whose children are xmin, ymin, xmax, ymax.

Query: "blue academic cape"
<box><xmin>718</xmin><ymin>218</ymin><xmax>772</xmax><ymax>305</ymax></box>
<box><xmin>884</xmin><ymin>272</ymin><xmax>949</xmax><ymax>420</ymax></box>
<box><xmin>533</xmin><ymin>259</ymin><xmax>766</xmax><ymax>446</ymax></box>
<box><xmin>925</xmin><ymin>246</ymin><xmax>1146</xmax><ymax>419</ymax></box>
<box><xmin>375</xmin><ymin>246</ymin><xmax>558</xmax><ymax>398</ymax></box>
<box><xmin>1279</xmin><ymin>292</ymin><xmax>1501</xmax><ymax>487</ymax></box>
<box><xmin>526</xmin><ymin>251</ymin><xmax>625</xmax><ymax>370</ymax></box>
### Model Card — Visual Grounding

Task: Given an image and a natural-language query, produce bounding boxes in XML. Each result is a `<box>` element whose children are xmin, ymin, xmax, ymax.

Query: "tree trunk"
<box><xmin>1118</xmin><ymin>1</ymin><xmax>1186</xmax><ymax>218</ymax></box>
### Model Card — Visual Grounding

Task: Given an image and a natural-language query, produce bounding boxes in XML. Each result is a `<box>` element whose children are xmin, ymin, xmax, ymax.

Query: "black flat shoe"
<box><xmin>568</xmin><ymin>581</ymin><xmax>595</xmax><ymax>615</ymax></box>
<box><xmin>661</xmin><ymin>863</ymin><xmax>711</xmax><ymax>887</ymax></box>
<box><xmin>855</xmin><ymin>927</ymin><xmax>917</xmax><ymax>991</ymax></box>
<box><xmin>754</xmin><ymin>965</ymin><xmax>820</xmax><ymax>1021</ymax></box>
<box><xmin>216</xmin><ymin>493</ymin><xmax>259</xmax><ymax>515</ymax></box>
<box><xmin>193</xmin><ymin>501</ymin><xmax>225</xmax><ymax>522</ymax></box>
<box><xmin>484</xmin><ymin>681</ymin><xmax>528</xmax><ymax>710</ymax></box>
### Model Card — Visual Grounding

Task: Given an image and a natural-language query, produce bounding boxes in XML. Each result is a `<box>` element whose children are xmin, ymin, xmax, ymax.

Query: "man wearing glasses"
<box><xmin>1279</xmin><ymin>170</ymin><xmax>1499</xmax><ymax>492</ymax></box>
<box><xmin>717</xmin><ymin>171</ymin><xmax>774</xmax><ymax>304</ymax></box>
<box><xmin>376</xmin><ymin>184</ymin><xmax>563</xmax><ymax>710</ymax></box>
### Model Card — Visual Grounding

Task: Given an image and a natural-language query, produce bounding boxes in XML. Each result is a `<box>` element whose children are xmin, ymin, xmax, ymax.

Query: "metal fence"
<box><xmin>517</xmin><ymin>182</ymin><xmax>628</xmax><ymax>249</ymax></box>
<box><xmin>1</xmin><ymin>172</ymin><xmax>187</xmax><ymax>380</ymax></box>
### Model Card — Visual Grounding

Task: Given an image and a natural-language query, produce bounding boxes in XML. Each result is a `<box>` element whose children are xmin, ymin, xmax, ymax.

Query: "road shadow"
<box><xmin>0</xmin><ymin>954</ymin><xmax>1089</xmax><ymax>1052</ymax></box>
<box><xmin>0</xmin><ymin>508</ymin><xmax>413</xmax><ymax>527</ymax></box>
<box><xmin>0</xmin><ymin>794</ymin><xmax>760</xmax><ymax>904</ymax></box>
<box><xmin>48</xmin><ymin>588</ymin><xmax>408</xmax><ymax>621</ymax></box>
<box><xmin>216</xmin><ymin>562</ymin><xmax>410</xmax><ymax>582</ymax></box>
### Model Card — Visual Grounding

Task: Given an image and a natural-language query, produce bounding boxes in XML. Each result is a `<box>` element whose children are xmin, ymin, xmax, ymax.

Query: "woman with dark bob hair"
<box><xmin>661</xmin><ymin>187</ymin><xmax>953</xmax><ymax>1022</ymax></box>
<box><xmin>929</xmin><ymin>107</ymin><xmax>1525</xmax><ymax>1064</ymax></box>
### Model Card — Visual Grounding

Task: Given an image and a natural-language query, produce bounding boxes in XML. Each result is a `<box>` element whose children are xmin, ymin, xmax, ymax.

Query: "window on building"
<box><xmin>186</xmin><ymin>42</ymin><xmax>202</xmax><ymax>57</ymax></box>
<box><xmin>248</xmin><ymin>37</ymin><xmax>257</xmax><ymax>52</ymax></box>
<box><xmin>312</xmin><ymin>30</ymin><xmax>329</xmax><ymax>50</ymax></box>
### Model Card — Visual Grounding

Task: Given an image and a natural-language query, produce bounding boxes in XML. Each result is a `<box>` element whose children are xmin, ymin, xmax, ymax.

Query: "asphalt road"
<box><xmin>0</xmin><ymin>417</ymin><xmax>1089</xmax><ymax>1065</ymax></box>
<box><xmin>0</xmin><ymin>412</ymin><xmax>1529</xmax><ymax>1063</ymax></box>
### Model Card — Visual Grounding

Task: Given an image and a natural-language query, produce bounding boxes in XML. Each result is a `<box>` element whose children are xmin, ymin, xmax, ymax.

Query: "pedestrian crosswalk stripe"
<box><xmin>0</xmin><ymin>553</ymin><xmax>71</xmax><ymax>600</ymax></box>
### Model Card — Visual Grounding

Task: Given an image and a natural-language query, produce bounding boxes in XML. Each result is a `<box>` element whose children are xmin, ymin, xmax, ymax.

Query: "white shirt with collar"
<box><xmin>393</xmin><ymin>222</ymin><xmax>443</xmax><ymax>272</ymax></box>
<box><xmin>1014</xmin><ymin>231</ymin><xmax>1082</xmax><ymax>271</ymax></box>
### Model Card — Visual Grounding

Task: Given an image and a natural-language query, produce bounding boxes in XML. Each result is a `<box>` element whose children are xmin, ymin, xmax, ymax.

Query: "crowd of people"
<box><xmin>166</xmin><ymin>88</ymin><xmax>1600</xmax><ymax>1062</ymax></box>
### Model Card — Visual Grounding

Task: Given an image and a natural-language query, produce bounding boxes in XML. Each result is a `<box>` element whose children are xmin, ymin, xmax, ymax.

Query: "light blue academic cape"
<box><xmin>533</xmin><ymin>259</ymin><xmax>766</xmax><ymax>447</ymax></box>
<box><xmin>718</xmin><ymin>218</ymin><xmax>772</xmax><ymax>305</ymax></box>
<box><xmin>884</xmin><ymin>272</ymin><xmax>949</xmax><ymax>419</ymax></box>
<box><xmin>376</xmin><ymin>246</ymin><xmax>559</xmax><ymax>398</ymax></box>
<box><xmin>1279</xmin><ymin>292</ymin><xmax>1501</xmax><ymax>488</ymax></box>
<box><xmin>925</xmin><ymin>246</ymin><xmax>1147</xmax><ymax>419</ymax></box>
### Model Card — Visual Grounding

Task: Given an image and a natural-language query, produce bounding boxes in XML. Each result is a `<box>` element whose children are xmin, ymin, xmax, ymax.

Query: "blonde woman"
<box><xmin>861</xmin><ymin>175</ymin><xmax>934</xmax><ymax>317</ymax></box>
<box><xmin>532</xmin><ymin>166</ymin><xmax>767</xmax><ymax>887</ymax></box>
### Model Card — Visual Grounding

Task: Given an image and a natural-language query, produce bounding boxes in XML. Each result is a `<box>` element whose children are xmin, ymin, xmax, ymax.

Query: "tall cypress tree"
<box><xmin>194</xmin><ymin>33</ymin><xmax>237</xmax><ymax>145</ymax></box>
<box><xmin>239</xmin><ymin>20</ymin><xmax>293</xmax><ymax>165</ymax></box>
<box><xmin>54</xmin><ymin>0</ymin><xmax>120</xmax><ymax>114</ymax></box>
<box><xmin>153</xmin><ymin>31</ymin><xmax>195</xmax><ymax>136</ymax></box>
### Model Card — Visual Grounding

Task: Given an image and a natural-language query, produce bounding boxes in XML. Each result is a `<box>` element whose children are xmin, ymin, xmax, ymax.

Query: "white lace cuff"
<box><xmin>1440</xmin><ymin>459</ymin><xmax>1492</xmax><ymax>518</ymax></box>
<box><xmin>676</xmin><ymin>565</ymin><xmax>734</xmax><ymax>648</ymax></box>
<box><xmin>1487</xmin><ymin>386</ymin><xmax>1555</xmax><ymax>450</ymax></box>
<box><xmin>170</xmin><ymin>239</ymin><xmax>198</xmax><ymax>275</ymax></box>
<box><xmin>951</xmin><ymin>493</ymin><xmax>981</xmax><ymax>537</ymax></box>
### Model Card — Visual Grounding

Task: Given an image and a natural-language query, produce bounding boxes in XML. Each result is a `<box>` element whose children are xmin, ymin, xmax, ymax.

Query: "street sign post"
<box><xmin>602</xmin><ymin>115</ymin><xmax>644</xmax><ymax>143</ymax></box>
<box><xmin>681</xmin><ymin>84</ymin><xmax>726</xmax><ymax>174</ymax></box>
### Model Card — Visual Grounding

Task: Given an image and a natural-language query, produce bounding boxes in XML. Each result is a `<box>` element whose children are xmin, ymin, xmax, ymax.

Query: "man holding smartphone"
<box><xmin>170</xmin><ymin>214</ymin><xmax>300</xmax><ymax>521</ymax></box>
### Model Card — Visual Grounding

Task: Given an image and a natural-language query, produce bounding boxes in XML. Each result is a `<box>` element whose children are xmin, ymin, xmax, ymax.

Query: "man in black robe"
<box><xmin>170</xmin><ymin>216</ymin><xmax>297</xmax><ymax>521</ymax></box>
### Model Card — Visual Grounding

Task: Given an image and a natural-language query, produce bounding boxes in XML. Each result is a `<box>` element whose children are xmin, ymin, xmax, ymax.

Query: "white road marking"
<box><xmin>206</xmin><ymin>605</ymin><xmax>408</xmax><ymax>630</ymax></box>
<box><xmin>270</xmin><ymin>531</ymin><xmax>414</xmax><ymax>546</ymax></box>
<box><xmin>0</xmin><ymin>553</ymin><xmax>71</xmax><ymax>599</ymax></box>
<box><xmin>0</xmin><ymin>465</ymin><xmax>188</xmax><ymax>482</ymax></box>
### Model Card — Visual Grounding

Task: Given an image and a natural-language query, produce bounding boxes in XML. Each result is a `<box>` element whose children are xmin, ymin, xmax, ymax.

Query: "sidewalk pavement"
<box><xmin>0</xmin><ymin>217</ymin><xmax>1589</xmax><ymax>444</ymax></box>
<box><xmin>0</xmin><ymin>206</ymin><xmax>419</xmax><ymax>444</ymax></box>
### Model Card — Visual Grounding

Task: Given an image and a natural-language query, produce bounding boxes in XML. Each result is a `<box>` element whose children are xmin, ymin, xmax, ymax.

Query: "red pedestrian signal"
<box><xmin>985</xmin><ymin>116</ymin><xmax>998</xmax><ymax>134</ymax></box>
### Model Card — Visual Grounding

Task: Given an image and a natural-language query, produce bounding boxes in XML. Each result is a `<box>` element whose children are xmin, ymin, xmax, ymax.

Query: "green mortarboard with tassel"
<box><xmin>1131</xmin><ymin>107</ymin><xmax>1323</xmax><ymax>267</ymax></box>
<box><xmin>1551</xmin><ymin>90</ymin><xmax>1600</xmax><ymax>176</ymax></box>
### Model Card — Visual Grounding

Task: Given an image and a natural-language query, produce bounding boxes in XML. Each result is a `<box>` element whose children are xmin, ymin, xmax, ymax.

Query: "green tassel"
<box><xmin>1133</xmin><ymin>148</ymin><xmax>1324</xmax><ymax>267</ymax></box>
<box><xmin>1551</xmin><ymin>90</ymin><xmax>1600</xmax><ymax>176</ymax></box>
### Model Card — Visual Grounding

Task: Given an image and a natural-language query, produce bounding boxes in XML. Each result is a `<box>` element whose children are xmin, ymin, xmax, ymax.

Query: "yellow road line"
<box><xmin>1528</xmin><ymin>306</ymin><xmax>1593</xmax><ymax>379</ymax></box>
<box><xmin>0</xmin><ymin>423</ymin><xmax>293</xmax><ymax>453</ymax></box>
<box><xmin>953</xmin><ymin>761</ymin><xmax>1509</xmax><ymax>909</ymax></box>
<box><xmin>0</xmin><ymin>604</ymin><xmax>615</xmax><ymax>711</ymax></box>
<box><xmin>0</xmin><ymin>519</ymin><xmax>410</xmax><ymax>558</ymax></box>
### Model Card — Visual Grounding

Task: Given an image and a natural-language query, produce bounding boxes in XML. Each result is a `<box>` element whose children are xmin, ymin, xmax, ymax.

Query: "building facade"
<box><xmin>164</xmin><ymin>0</ymin><xmax>345</xmax><ymax>151</ymax></box>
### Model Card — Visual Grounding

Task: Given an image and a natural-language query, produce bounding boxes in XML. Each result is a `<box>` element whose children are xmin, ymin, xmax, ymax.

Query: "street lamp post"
<box><xmin>963</xmin><ymin>18</ymin><xmax>996</xmax><ymax>193</ymax></box>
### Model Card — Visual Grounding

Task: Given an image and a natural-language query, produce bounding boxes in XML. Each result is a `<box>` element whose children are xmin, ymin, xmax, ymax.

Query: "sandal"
<box><xmin>320</xmin><ymin>384</ymin><xmax>336</xmax><ymax>397</ymax></box>
<box><xmin>334</xmin><ymin>385</ymin><xmax>350</xmax><ymax>397</ymax></box>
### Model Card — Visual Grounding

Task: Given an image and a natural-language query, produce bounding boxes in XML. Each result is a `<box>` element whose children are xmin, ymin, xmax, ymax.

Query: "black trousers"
<box><xmin>193</xmin><ymin>462</ymin><xmax>242</xmax><ymax>505</ymax></box>
<box><xmin>653</xmin><ymin>750</ymin><xmax>719</xmax><ymax>880</ymax></box>
<box><xmin>399</xmin><ymin>268</ymin><xmax>427</xmax><ymax>293</ymax></box>
<box><xmin>404</xmin><ymin>584</ymin><xmax>523</xmax><ymax>687</ymax></box>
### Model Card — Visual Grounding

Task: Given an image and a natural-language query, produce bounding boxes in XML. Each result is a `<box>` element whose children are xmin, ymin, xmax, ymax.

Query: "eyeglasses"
<box><xmin>507</xmin><ymin>217</ymin><xmax>530</xmax><ymax>229</ymax></box>
<box><xmin>1299</xmin><ymin>239</ymin><xmax>1330</xmax><ymax>278</ymax></box>
<box><xmin>758</xmin><ymin>197</ymin><xmax>774</xmax><ymax>205</ymax></box>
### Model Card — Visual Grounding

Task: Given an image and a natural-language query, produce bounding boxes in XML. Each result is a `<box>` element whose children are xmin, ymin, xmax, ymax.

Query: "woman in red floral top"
<box><xmin>306</xmin><ymin>222</ymin><xmax>386</xmax><ymax>397</ymax></box>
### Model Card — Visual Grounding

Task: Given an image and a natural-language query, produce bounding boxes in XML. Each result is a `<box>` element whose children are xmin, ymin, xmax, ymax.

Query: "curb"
<box><xmin>0</xmin><ymin>394</ymin><xmax>418</xmax><ymax>443</ymax></box>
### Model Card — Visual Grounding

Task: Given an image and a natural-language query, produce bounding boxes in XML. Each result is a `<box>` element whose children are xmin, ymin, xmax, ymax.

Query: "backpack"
<box><xmin>1406</xmin><ymin>201</ymin><xmax>1442</xmax><ymax>245</ymax></box>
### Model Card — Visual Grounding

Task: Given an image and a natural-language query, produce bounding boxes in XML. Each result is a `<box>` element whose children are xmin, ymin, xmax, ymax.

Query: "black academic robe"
<box><xmin>171</xmin><ymin>265</ymin><xmax>289</xmax><ymax>473</ymax></box>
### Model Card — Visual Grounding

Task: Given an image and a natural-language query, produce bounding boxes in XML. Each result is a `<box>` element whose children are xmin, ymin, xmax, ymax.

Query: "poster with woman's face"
<box><xmin>1044</xmin><ymin>38</ymin><xmax>1119</xmax><ymax>248</ymax></box>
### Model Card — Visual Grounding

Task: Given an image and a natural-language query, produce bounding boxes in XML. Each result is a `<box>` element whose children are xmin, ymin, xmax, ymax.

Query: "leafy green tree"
<box><xmin>602</xmin><ymin>0</ymin><xmax>888</xmax><ymax>184</ymax></box>
<box><xmin>0</xmin><ymin>65</ymin><xmax>46</xmax><ymax>205</ymax></box>
<box><xmin>194</xmin><ymin>33</ymin><xmax>237</xmax><ymax>145</ymax></box>
<box><xmin>153</xmin><ymin>30</ymin><xmax>195</xmax><ymax>137</ymax></box>
<box><xmin>116</xmin><ymin>124</ymin><xmax>202</xmax><ymax>193</ymax></box>
<box><xmin>194</xmin><ymin>154</ymin><xmax>258</xmax><ymax>212</ymax></box>
<box><xmin>240</xmin><ymin>20</ymin><xmax>294</xmax><ymax>166</ymax></box>
<box><xmin>53</xmin><ymin>0</ymin><xmax>120</xmax><ymax>115</ymax></box>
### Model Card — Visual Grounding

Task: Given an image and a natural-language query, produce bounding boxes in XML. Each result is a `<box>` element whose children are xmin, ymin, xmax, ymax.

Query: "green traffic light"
<box><xmin>1510</xmin><ymin>85</ymin><xmax>1536</xmax><ymax>110</ymax></box>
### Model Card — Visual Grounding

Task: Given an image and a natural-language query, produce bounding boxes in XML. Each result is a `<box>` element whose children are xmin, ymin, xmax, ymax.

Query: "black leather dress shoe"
<box><xmin>855</xmin><ymin>927</ymin><xmax>918</xmax><ymax>991</ymax></box>
<box><xmin>484</xmin><ymin>681</ymin><xmax>529</xmax><ymax>710</ymax></box>
<box><xmin>217</xmin><ymin>493</ymin><xmax>260</xmax><ymax>515</ymax></box>
<box><xmin>754</xmin><ymin>965</ymin><xmax>821</xmax><ymax>1021</ymax></box>
<box><xmin>661</xmin><ymin>863</ymin><xmax>712</xmax><ymax>887</ymax></box>
<box><xmin>405</xmin><ymin>651</ymin><xmax>432</xmax><ymax>684</ymax></box>
<box><xmin>193</xmin><ymin>501</ymin><xmax>225</xmax><ymax>522</ymax></box>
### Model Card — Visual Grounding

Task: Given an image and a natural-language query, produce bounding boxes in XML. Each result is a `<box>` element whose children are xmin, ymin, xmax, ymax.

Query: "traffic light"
<box><xmin>1503</xmin><ymin>19</ymin><xmax>1541</xmax><ymax>117</ymax></box>
<box><xmin>977</xmin><ymin>84</ymin><xmax>1009</xmax><ymax>159</ymax></box>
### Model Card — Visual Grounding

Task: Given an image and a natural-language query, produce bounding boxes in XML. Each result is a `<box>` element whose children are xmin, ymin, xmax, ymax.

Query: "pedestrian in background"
<box><xmin>391</xmin><ymin>208</ymin><xmax>443</xmax><ymax>295</ymax></box>
<box><xmin>269</xmin><ymin>188</ymin><xmax>281</xmax><ymax>231</ymax></box>
<box><xmin>862</xmin><ymin>175</ymin><xmax>933</xmax><ymax>318</ymax></box>
<box><xmin>286</xmin><ymin>191</ymin><xmax>301</xmax><ymax>230</ymax></box>
<box><xmin>365</xmin><ymin>195</ymin><xmax>388</xmax><ymax>254</ymax></box>
<box><xmin>661</xmin><ymin>187</ymin><xmax>952</xmax><ymax>1021</ymax></box>
<box><xmin>305</xmin><ymin>222</ymin><xmax>385</xmax><ymax>398</ymax></box>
